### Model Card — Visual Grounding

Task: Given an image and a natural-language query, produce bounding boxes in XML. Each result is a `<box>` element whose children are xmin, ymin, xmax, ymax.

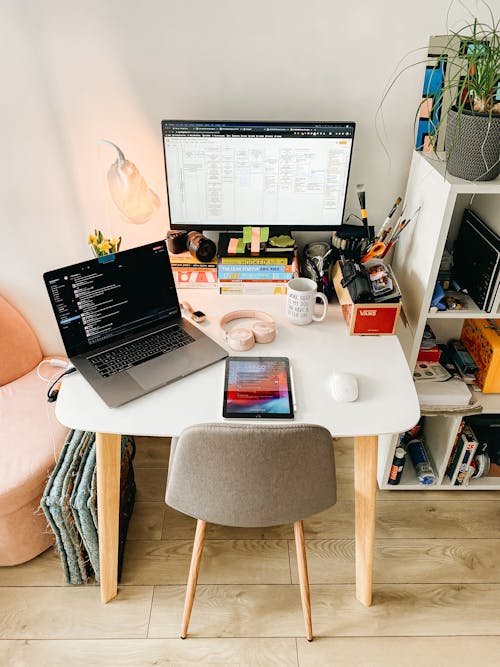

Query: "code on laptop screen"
<box><xmin>44</xmin><ymin>241</ymin><xmax>180</xmax><ymax>356</ymax></box>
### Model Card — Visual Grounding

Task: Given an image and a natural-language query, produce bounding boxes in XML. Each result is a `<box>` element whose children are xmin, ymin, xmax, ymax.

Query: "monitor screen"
<box><xmin>162</xmin><ymin>120</ymin><xmax>355</xmax><ymax>231</ymax></box>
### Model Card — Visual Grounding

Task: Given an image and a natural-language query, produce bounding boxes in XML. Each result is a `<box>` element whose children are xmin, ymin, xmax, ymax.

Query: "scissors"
<box><xmin>360</xmin><ymin>241</ymin><xmax>386</xmax><ymax>263</ymax></box>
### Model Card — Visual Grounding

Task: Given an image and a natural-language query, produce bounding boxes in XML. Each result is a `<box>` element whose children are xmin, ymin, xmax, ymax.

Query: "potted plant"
<box><xmin>439</xmin><ymin>16</ymin><xmax>500</xmax><ymax>180</ymax></box>
<box><xmin>88</xmin><ymin>229</ymin><xmax>122</xmax><ymax>257</ymax></box>
<box><xmin>379</xmin><ymin>5</ymin><xmax>500</xmax><ymax>181</ymax></box>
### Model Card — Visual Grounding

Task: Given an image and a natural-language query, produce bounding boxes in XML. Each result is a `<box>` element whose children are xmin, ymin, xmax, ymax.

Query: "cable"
<box><xmin>344</xmin><ymin>214</ymin><xmax>363</xmax><ymax>225</ymax></box>
<box><xmin>47</xmin><ymin>367</ymin><xmax>77</xmax><ymax>403</ymax></box>
<box><xmin>37</xmin><ymin>358</ymin><xmax>72</xmax><ymax>381</ymax></box>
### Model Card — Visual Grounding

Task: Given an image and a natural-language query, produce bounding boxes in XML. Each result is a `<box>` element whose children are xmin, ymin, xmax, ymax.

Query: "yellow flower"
<box><xmin>88</xmin><ymin>230</ymin><xmax>118</xmax><ymax>256</ymax></box>
<box><xmin>100</xmin><ymin>240</ymin><xmax>112</xmax><ymax>253</ymax></box>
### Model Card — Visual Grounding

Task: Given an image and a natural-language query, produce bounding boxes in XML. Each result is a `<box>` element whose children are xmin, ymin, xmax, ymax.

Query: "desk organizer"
<box><xmin>332</xmin><ymin>261</ymin><xmax>401</xmax><ymax>335</ymax></box>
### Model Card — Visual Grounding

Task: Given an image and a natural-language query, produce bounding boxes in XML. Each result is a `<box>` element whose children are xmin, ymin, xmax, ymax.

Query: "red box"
<box><xmin>332</xmin><ymin>262</ymin><xmax>401</xmax><ymax>335</ymax></box>
<box><xmin>417</xmin><ymin>346</ymin><xmax>441</xmax><ymax>362</ymax></box>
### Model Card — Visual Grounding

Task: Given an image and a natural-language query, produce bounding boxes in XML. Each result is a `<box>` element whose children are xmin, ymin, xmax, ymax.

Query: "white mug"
<box><xmin>287</xmin><ymin>277</ymin><xmax>328</xmax><ymax>325</ymax></box>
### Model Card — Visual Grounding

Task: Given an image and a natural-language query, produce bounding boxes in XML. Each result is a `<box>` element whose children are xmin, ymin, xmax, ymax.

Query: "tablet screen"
<box><xmin>223</xmin><ymin>356</ymin><xmax>294</xmax><ymax>419</ymax></box>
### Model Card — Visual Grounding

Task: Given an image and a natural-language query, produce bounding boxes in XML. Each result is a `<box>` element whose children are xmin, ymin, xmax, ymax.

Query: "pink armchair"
<box><xmin>0</xmin><ymin>295</ymin><xmax>68</xmax><ymax>565</ymax></box>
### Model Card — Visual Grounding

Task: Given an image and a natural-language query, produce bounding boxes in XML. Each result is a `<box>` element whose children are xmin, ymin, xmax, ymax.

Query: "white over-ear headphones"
<box><xmin>220</xmin><ymin>310</ymin><xmax>276</xmax><ymax>351</ymax></box>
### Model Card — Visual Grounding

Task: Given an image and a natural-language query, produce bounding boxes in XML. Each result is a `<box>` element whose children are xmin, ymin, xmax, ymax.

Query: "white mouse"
<box><xmin>331</xmin><ymin>373</ymin><xmax>358</xmax><ymax>402</ymax></box>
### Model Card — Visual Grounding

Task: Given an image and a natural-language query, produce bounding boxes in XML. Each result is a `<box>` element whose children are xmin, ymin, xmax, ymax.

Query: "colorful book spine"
<box><xmin>445</xmin><ymin>420</ymin><xmax>465</xmax><ymax>481</ymax></box>
<box><xmin>220</xmin><ymin>283</ymin><xmax>288</xmax><ymax>295</ymax></box>
<box><xmin>219</xmin><ymin>264</ymin><xmax>293</xmax><ymax>272</ymax></box>
<box><xmin>454</xmin><ymin>425</ymin><xmax>478</xmax><ymax>486</ymax></box>
<box><xmin>218</xmin><ymin>270</ymin><xmax>292</xmax><ymax>281</ymax></box>
<box><xmin>170</xmin><ymin>261</ymin><xmax>217</xmax><ymax>268</ymax></box>
<box><xmin>172</xmin><ymin>268</ymin><xmax>218</xmax><ymax>286</ymax></box>
<box><xmin>221</xmin><ymin>279</ymin><xmax>288</xmax><ymax>285</ymax></box>
<box><xmin>219</xmin><ymin>256</ymin><xmax>290</xmax><ymax>265</ymax></box>
<box><xmin>169</xmin><ymin>251</ymin><xmax>217</xmax><ymax>268</ymax></box>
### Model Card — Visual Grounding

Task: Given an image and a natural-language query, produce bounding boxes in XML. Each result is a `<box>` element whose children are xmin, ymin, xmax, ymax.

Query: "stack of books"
<box><xmin>168</xmin><ymin>251</ymin><xmax>218</xmax><ymax>289</ymax></box>
<box><xmin>217</xmin><ymin>233</ymin><xmax>296</xmax><ymax>295</ymax></box>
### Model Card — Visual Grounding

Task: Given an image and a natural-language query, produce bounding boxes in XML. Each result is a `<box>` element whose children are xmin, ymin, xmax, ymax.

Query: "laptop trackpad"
<box><xmin>128</xmin><ymin>354</ymin><xmax>187</xmax><ymax>389</ymax></box>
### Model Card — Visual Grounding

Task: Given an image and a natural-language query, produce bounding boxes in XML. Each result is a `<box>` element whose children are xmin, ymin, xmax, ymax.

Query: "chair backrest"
<box><xmin>0</xmin><ymin>295</ymin><xmax>42</xmax><ymax>386</ymax></box>
<box><xmin>166</xmin><ymin>423</ymin><xmax>336</xmax><ymax>527</ymax></box>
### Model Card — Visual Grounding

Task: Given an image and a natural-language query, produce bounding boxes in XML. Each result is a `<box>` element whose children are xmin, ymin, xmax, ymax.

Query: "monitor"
<box><xmin>162</xmin><ymin>120</ymin><xmax>355</xmax><ymax>232</ymax></box>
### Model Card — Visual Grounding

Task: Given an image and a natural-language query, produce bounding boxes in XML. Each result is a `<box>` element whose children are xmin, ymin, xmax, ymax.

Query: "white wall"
<box><xmin>0</xmin><ymin>0</ymin><xmax>491</xmax><ymax>353</ymax></box>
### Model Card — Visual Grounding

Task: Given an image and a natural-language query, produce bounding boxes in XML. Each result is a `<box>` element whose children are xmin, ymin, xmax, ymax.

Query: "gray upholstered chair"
<box><xmin>165</xmin><ymin>423</ymin><xmax>337</xmax><ymax>641</ymax></box>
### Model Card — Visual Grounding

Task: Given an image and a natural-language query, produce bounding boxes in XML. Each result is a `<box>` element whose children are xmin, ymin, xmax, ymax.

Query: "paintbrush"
<box><xmin>376</xmin><ymin>196</ymin><xmax>402</xmax><ymax>243</ymax></box>
<box><xmin>356</xmin><ymin>184</ymin><xmax>371</xmax><ymax>239</ymax></box>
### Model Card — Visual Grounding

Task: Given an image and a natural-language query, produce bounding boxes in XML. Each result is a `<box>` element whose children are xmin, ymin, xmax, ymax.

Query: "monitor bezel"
<box><xmin>161</xmin><ymin>119</ymin><xmax>356</xmax><ymax>232</ymax></box>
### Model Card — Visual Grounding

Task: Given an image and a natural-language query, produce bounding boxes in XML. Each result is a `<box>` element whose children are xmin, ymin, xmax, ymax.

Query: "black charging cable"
<box><xmin>47</xmin><ymin>367</ymin><xmax>77</xmax><ymax>403</ymax></box>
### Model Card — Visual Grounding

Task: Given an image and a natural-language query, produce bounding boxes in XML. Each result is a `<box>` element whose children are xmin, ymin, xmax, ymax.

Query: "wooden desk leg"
<box><xmin>96</xmin><ymin>432</ymin><xmax>121</xmax><ymax>604</ymax></box>
<box><xmin>353</xmin><ymin>435</ymin><xmax>378</xmax><ymax>607</ymax></box>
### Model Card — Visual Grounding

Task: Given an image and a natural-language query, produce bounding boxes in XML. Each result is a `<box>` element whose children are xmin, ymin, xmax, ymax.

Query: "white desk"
<box><xmin>56</xmin><ymin>290</ymin><xmax>419</xmax><ymax>606</ymax></box>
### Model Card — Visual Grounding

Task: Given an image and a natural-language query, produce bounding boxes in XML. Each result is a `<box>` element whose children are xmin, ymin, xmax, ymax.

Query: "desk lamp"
<box><xmin>100</xmin><ymin>140</ymin><xmax>160</xmax><ymax>225</ymax></box>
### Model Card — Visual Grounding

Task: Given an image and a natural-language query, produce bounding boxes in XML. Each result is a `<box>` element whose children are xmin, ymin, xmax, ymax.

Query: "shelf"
<box><xmin>384</xmin><ymin>458</ymin><xmax>438</xmax><ymax>489</ymax></box>
<box><xmin>413</xmin><ymin>388</ymin><xmax>500</xmax><ymax>415</ymax></box>
<box><xmin>439</xmin><ymin>475</ymin><xmax>500</xmax><ymax>489</ymax></box>
<box><xmin>474</xmin><ymin>391</ymin><xmax>500</xmax><ymax>415</ymax></box>
<box><xmin>427</xmin><ymin>293</ymin><xmax>498</xmax><ymax>319</ymax></box>
<box><xmin>384</xmin><ymin>461</ymin><xmax>500</xmax><ymax>490</ymax></box>
<box><xmin>422</xmin><ymin>153</ymin><xmax>500</xmax><ymax>194</ymax></box>
<box><xmin>384</xmin><ymin>151</ymin><xmax>500</xmax><ymax>492</ymax></box>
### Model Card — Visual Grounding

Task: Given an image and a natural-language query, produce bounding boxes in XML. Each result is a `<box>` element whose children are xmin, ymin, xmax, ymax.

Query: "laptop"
<box><xmin>43</xmin><ymin>240</ymin><xmax>228</xmax><ymax>407</ymax></box>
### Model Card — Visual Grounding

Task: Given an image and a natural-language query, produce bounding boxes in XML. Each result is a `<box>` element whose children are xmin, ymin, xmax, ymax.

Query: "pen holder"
<box><xmin>332</xmin><ymin>261</ymin><xmax>401</xmax><ymax>335</ymax></box>
<box><xmin>332</xmin><ymin>225</ymin><xmax>374</xmax><ymax>261</ymax></box>
<box><xmin>301</xmin><ymin>242</ymin><xmax>337</xmax><ymax>301</ymax></box>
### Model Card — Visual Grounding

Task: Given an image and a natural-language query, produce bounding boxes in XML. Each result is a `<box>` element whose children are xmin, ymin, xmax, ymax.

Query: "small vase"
<box><xmin>445</xmin><ymin>107</ymin><xmax>500</xmax><ymax>181</ymax></box>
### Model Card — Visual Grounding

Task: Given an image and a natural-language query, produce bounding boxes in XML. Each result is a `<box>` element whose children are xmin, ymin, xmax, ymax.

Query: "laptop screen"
<box><xmin>44</xmin><ymin>241</ymin><xmax>180</xmax><ymax>357</ymax></box>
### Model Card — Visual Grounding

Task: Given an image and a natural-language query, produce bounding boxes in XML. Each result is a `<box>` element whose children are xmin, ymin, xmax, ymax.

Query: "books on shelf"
<box><xmin>445</xmin><ymin>420</ymin><xmax>465</xmax><ymax>482</ymax></box>
<box><xmin>446</xmin><ymin>423</ymin><xmax>479</xmax><ymax>486</ymax></box>
<box><xmin>465</xmin><ymin>417</ymin><xmax>500</xmax><ymax>478</ymax></box>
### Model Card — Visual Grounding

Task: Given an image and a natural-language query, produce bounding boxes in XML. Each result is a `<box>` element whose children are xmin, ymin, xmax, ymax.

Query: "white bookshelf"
<box><xmin>378</xmin><ymin>151</ymin><xmax>500</xmax><ymax>491</ymax></box>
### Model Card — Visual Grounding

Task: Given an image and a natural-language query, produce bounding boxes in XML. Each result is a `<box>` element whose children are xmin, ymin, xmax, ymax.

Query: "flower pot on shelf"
<box><xmin>445</xmin><ymin>107</ymin><xmax>500</xmax><ymax>181</ymax></box>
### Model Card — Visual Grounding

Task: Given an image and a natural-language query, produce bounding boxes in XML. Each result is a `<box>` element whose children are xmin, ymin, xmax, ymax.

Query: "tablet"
<box><xmin>223</xmin><ymin>356</ymin><xmax>294</xmax><ymax>419</ymax></box>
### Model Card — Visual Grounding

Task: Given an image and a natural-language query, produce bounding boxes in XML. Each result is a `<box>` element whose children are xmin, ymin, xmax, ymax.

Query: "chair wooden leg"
<box><xmin>294</xmin><ymin>520</ymin><xmax>313</xmax><ymax>641</ymax></box>
<box><xmin>181</xmin><ymin>519</ymin><xmax>207</xmax><ymax>639</ymax></box>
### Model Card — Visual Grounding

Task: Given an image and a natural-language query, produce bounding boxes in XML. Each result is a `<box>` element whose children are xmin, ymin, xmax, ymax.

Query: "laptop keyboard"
<box><xmin>89</xmin><ymin>325</ymin><xmax>195</xmax><ymax>378</ymax></box>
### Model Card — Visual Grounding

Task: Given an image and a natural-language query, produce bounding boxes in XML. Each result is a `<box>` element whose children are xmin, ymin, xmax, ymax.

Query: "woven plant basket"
<box><xmin>445</xmin><ymin>107</ymin><xmax>500</xmax><ymax>181</ymax></box>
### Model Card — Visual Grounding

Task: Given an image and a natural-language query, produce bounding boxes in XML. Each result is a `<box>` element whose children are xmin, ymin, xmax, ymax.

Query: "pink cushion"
<box><xmin>0</xmin><ymin>295</ymin><xmax>42</xmax><ymax>386</ymax></box>
<box><xmin>0</xmin><ymin>363</ymin><xmax>68</xmax><ymax>516</ymax></box>
<box><xmin>0</xmin><ymin>497</ymin><xmax>56</xmax><ymax>566</ymax></box>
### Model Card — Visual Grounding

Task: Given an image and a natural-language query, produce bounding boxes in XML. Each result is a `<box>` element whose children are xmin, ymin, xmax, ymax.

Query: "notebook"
<box><xmin>453</xmin><ymin>208</ymin><xmax>500</xmax><ymax>312</ymax></box>
<box><xmin>43</xmin><ymin>240</ymin><xmax>227</xmax><ymax>407</ymax></box>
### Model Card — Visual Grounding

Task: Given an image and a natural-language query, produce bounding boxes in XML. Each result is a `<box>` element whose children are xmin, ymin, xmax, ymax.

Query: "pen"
<box><xmin>289</xmin><ymin>365</ymin><xmax>297</xmax><ymax>411</ymax></box>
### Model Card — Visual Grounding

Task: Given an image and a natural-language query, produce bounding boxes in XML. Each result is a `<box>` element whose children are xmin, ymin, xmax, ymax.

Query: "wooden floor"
<box><xmin>2</xmin><ymin>436</ymin><xmax>500</xmax><ymax>666</ymax></box>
